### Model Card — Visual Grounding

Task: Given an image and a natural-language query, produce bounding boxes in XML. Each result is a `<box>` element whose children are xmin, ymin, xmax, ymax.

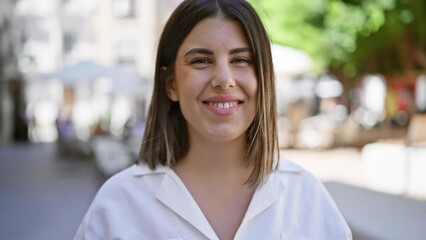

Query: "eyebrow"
<box><xmin>229</xmin><ymin>47</ymin><xmax>252</xmax><ymax>55</ymax></box>
<box><xmin>184</xmin><ymin>48</ymin><xmax>213</xmax><ymax>57</ymax></box>
<box><xmin>184</xmin><ymin>47</ymin><xmax>252</xmax><ymax>57</ymax></box>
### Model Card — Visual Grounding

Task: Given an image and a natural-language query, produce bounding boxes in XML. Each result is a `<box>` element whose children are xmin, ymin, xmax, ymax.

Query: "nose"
<box><xmin>210</xmin><ymin>61</ymin><xmax>235</xmax><ymax>90</ymax></box>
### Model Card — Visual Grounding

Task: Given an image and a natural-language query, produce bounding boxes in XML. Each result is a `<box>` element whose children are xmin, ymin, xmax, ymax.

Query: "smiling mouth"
<box><xmin>204</xmin><ymin>101</ymin><xmax>241</xmax><ymax>109</ymax></box>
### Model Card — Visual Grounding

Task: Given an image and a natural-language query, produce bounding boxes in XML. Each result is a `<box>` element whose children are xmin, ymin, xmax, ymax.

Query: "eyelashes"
<box><xmin>189</xmin><ymin>57</ymin><xmax>212</xmax><ymax>65</ymax></box>
<box><xmin>232</xmin><ymin>57</ymin><xmax>252</xmax><ymax>64</ymax></box>
<box><xmin>188</xmin><ymin>57</ymin><xmax>253</xmax><ymax>67</ymax></box>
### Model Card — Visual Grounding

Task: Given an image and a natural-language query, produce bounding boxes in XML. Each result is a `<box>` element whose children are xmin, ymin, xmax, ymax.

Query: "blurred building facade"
<box><xmin>3</xmin><ymin>0</ymin><xmax>423</xmax><ymax>148</ymax></box>
<box><xmin>0</xmin><ymin>0</ymin><xmax>20</xmax><ymax>145</ymax></box>
<box><xmin>0</xmin><ymin>0</ymin><xmax>183</xmax><ymax>144</ymax></box>
<box><xmin>12</xmin><ymin>0</ymin><xmax>182</xmax><ymax>76</ymax></box>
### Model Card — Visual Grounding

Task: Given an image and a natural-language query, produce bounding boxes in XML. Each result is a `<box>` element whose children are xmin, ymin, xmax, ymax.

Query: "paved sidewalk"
<box><xmin>282</xmin><ymin>148</ymin><xmax>365</xmax><ymax>187</ymax></box>
<box><xmin>283</xmin><ymin>148</ymin><xmax>426</xmax><ymax>240</ymax></box>
<box><xmin>1</xmin><ymin>144</ymin><xmax>425</xmax><ymax>240</ymax></box>
<box><xmin>326</xmin><ymin>182</ymin><xmax>426</xmax><ymax>240</ymax></box>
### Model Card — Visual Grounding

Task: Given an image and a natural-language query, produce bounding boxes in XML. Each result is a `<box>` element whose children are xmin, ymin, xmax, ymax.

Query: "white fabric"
<box><xmin>74</xmin><ymin>159</ymin><xmax>352</xmax><ymax>240</ymax></box>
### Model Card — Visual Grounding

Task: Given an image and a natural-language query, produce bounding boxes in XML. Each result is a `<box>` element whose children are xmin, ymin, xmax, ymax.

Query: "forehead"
<box><xmin>178</xmin><ymin>17</ymin><xmax>250</xmax><ymax>53</ymax></box>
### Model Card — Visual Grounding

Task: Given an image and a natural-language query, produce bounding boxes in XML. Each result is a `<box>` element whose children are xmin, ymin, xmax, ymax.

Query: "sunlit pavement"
<box><xmin>1</xmin><ymin>144</ymin><xmax>425</xmax><ymax>240</ymax></box>
<box><xmin>283</xmin><ymin>148</ymin><xmax>426</xmax><ymax>240</ymax></box>
<box><xmin>282</xmin><ymin>148</ymin><xmax>365</xmax><ymax>187</ymax></box>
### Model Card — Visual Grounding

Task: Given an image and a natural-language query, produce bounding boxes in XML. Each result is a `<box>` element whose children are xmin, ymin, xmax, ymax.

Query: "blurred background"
<box><xmin>0</xmin><ymin>0</ymin><xmax>425</xmax><ymax>239</ymax></box>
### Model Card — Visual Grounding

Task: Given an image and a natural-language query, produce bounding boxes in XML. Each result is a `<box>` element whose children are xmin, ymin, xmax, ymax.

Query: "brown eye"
<box><xmin>190</xmin><ymin>57</ymin><xmax>212</xmax><ymax>65</ymax></box>
<box><xmin>232</xmin><ymin>57</ymin><xmax>252</xmax><ymax>65</ymax></box>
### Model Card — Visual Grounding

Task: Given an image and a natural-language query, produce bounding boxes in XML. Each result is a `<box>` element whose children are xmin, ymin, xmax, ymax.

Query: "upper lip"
<box><xmin>202</xmin><ymin>95</ymin><xmax>243</xmax><ymax>103</ymax></box>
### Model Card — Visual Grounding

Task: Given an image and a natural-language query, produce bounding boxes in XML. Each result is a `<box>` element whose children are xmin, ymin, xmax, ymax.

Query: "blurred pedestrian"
<box><xmin>75</xmin><ymin>0</ymin><xmax>351</xmax><ymax>239</ymax></box>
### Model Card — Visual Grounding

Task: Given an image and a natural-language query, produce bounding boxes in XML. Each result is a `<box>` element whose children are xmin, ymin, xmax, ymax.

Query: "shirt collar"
<box><xmin>132</xmin><ymin>156</ymin><xmax>303</xmax><ymax>176</ymax></box>
<box><xmin>155</xmin><ymin>169</ymin><xmax>219</xmax><ymax>240</ymax></box>
<box><xmin>236</xmin><ymin>158</ymin><xmax>302</xmax><ymax>233</ymax></box>
<box><xmin>131</xmin><ymin>158</ymin><xmax>302</xmax><ymax>239</ymax></box>
<box><xmin>132</xmin><ymin>163</ymin><xmax>168</xmax><ymax>176</ymax></box>
<box><xmin>278</xmin><ymin>157</ymin><xmax>303</xmax><ymax>173</ymax></box>
<box><xmin>239</xmin><ymin>170</ymin><xmax>285</xmax><ymax>223</ymax></box>
<box><xmin>132</xmin><ymin>163</ymin><xmax>219</xmax><ymax>239</ymax></box>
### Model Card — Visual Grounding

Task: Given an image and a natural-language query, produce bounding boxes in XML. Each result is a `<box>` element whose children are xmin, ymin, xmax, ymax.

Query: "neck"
<box><xmin>173</xmin><ymin>134</ymin><xmax>251</xmax><ymax>185</ymax></box>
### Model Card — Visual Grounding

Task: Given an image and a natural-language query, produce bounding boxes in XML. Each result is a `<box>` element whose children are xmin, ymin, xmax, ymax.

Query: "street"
<box><xmin>284</xmin><ymin>148</ymin><xmax>426</xmax><ymax>240</ymax></box>
<box><xmin>0</xmin><ymin>143</ymin><xmax>103</xmax><ymax>240</ymax></box>
<box><xmin>1</xmin><ymin>143</ymin><xmax>425</xmax><ymax>240</ymax></box>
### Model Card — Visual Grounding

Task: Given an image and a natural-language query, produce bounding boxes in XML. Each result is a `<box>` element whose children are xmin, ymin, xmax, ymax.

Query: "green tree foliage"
<box><xmin>249</xmin><ymin>0</ymin><xmax>426</xmax><ymax>76</ymax></box>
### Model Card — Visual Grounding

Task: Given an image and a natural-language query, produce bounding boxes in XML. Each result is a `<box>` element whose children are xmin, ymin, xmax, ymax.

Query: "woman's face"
<box><xmin>167</xmin><ymin>17</ymin><xmax>258</xmax><ymax>144</ymax></box>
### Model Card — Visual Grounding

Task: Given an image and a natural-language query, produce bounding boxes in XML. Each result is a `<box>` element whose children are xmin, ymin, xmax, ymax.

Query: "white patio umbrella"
<box><xmin>271</xmin><ymin>44</ymin><xmax>313</xmax><ymax>77</ymax></box>
<box><xmin>43</xmin><ymin>60</ymin><xmax>140</xmax><ymax>91</ymax></box>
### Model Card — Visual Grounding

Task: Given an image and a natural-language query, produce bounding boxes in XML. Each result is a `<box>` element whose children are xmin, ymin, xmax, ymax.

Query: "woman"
<box><xmin>75</xmin><ymin>0</ymin><xmax>352</xmax><ymax>239</ymax></box>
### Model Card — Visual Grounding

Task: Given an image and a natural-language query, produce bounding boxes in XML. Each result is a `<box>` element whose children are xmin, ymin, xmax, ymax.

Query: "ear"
<box><xmin>163</xmin><ymin>67</ymin><xmax>179</xmax><ymax>102</ymax></box>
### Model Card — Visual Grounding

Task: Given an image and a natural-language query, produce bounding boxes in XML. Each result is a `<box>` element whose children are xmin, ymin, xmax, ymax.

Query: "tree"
<box><xmin>249</xmin><ymin>0</ymin><xmax>426</xmax><ymax>76</ymax></box>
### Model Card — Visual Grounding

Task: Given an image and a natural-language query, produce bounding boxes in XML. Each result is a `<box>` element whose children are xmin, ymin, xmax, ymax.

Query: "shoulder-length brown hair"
<box><xmin>139</xmin><ymin>0</ymin><xmax>278</xmax><ymax>186</ymax></box>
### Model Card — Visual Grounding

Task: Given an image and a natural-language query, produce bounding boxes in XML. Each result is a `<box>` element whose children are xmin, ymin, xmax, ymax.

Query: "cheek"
<box><xmin>240</xmin><ymin>73</ymin><xmax>258</xmax><ymax>117</ymax></box>
<box><xmin>175</xmin><ymin>72</ymin><xmax>207</xmax><ymax>100</ymax></box>
<box><xmin>239</xmin><ymin>71</ymin><xmax>258</xmax><ymax>100</ymax></box>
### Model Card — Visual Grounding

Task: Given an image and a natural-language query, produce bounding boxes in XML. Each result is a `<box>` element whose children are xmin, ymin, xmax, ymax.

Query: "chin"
<box><xmin>205</xmin><ymin>131</ymin><xmax>245</xmax><ymax>144</ymax></box>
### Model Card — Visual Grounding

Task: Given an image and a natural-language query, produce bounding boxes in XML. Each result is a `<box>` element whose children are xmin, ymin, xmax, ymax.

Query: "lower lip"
<box><xmin>204</xmin><ymin>103</ymin><xmax>241</xmax><ymax>116</ymax></box>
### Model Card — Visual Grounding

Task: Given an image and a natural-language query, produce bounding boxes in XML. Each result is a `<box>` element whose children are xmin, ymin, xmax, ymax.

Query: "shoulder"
<box><xmin>273</xmin><ymin>157</ymin><xmax>352</xmax><ymax>239</ymax></box>
<box><xmin>275</xmin><ymin>157</ymin><xmax>319</xmax><ymax>187</ymax></box>
<box><xmin>94</xmin><ymin>164</ymin><xmax>137</xmax><ymax>196</ymax></box>
<box><xmin>274</xmin><ymin>156</ymin><xmax>333</xmax><ymax>201</ymax></box>
<box><xmin>74</xmin><ymin>164</ymin><xmax>171</xmax><ymax>239</ymax></box>
<box><xmin>96</xmin><ymin>163</ymin><xmax>168</xmax><ymax>197</ymax></box>
<box><xmin>276</xmin><ymin>157</ymin><xmax>305</xmax><ymax>173</ymax></box>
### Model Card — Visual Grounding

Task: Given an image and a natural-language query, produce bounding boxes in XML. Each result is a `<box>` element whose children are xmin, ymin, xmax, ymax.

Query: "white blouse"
<box><xmin>74</xmin><ymin>159</ymin><xmax>352</xmax><ymax>240</ymax></box>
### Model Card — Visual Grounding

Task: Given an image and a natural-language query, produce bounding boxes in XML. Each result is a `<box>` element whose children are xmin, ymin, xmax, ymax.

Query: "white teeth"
<box><xmin>209</xmin><ymin>102</ymin><xmax>238</xmax><ymax>109</ymax></box>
